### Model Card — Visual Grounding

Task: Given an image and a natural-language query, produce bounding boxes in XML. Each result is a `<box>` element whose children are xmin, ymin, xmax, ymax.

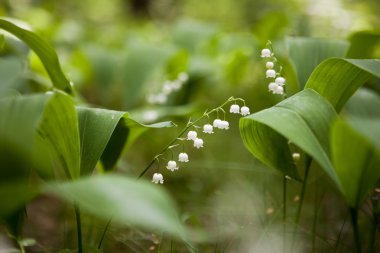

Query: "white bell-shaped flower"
<box><xmin>230</xmin><ymin>104</ymin><xmax>240</xmax><ymax>114</ymax></box>
<box><xmin>178</xmin><ymin>152</ymin><xmax>189</xmax><ymax>162</ymax></box>
<box><xmin>213</xmin><ymin>119</ymin><xmax>222</xmax><ymax>128</ymax></box>
<box><xmin>274</xmin><ymin>85</ymin><xmax>284</xmax><ymax>95</ymax></box>
<box><xmin>261</xmin><ymin>48</ymin><xmax>271</xmax><ymax>58</ymax></box>
<box><xmin>268</xmin><ymin>82</ymin><xmax>278</xmax><ymax>92</ymax></box>
<box><xmin>266</xmin><ymin>61</ymin><xmax>274</xmax><ymax>69</ymax></box>
<box><xmin>203</xmin><ymin>124</ymin><xmax>214</xmax><ymax>134</ymax></box>
<box><xmin>266</xmin><ymin>69</ymin><xmax>276</xmax><ymax>78</ymax></box>
<box><xmin>166</xmin><ymin>160</ymin><xmax>179</xmax><ymax>171</ymax></box>
<box><xmin>292</xmin><ymin>152</ymin><xmax>300</xmax><ymax>161</ymax></box>
<box><xmin>187</xmin><ymin>130</ymin><xmax>197</xmax><ymax>141</ymax></box>
<box><xmin>152</xmin><ymin>173</ymin><xmax>164</xmax><ymax>184</ymax></box>
<box><xmin>193</xmin><ymin>138</ymin><xmax>204</xmax><ymax>149</ymax></box>
<box><xmin>178</xmin><ymin>72</ymin><xmax>189</xmax><ymax>82</ymax></box>
<box><xmin>275</xmin><ymin>77</ymin><xmax>286</xmax><ymax>86</ymax></box>
<box><xmin>219</xmin><ymin>120</ymin><xmax>229</xmax><ymax>130</ymax></box>
<box><xmin>155</xmin><ymin>93</ymin><xmax>167</xmax><ymax>104</ymax></box>
<box><xmin>240</xmin><ymin>106</ymin><xmax>250</xmax><ymax>116</ymax></box>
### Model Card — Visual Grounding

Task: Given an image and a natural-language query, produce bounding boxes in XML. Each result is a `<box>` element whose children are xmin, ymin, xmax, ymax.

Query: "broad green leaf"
<box><xmin>0</xmin><ymin>94</ymin><xmax>52</xmax><ymax>182</ymax></box>
<box><xmin>331</xmin><ymin>119</ymin><xmax>380</xmax><ymax>208</ymax></box>
<box><xmin>120</xmin><ymin>43</ymin><xmax>174</xmax><ymax>108</ymax></box>
<box><xmin>239</xmin><ymin>89</ymin><xmax>338</xmax><ymax>182</ymax></box>
<box><xmin>37</xmin><ymin>92</ymin><xmax>81</xmax><ymax>180</ymax></box>
<box><xmin>286</xmin><ymin>37</ymin><xmax>349</xmax><ymax>89</ymax></box>
<box><xmin>305</xmin><ymin>58</ymin><xmax>380</xmax><ymax>111</ymax></box>
<box><xmin>347</xmin><ymin>31</ymin><xmax>380</xmax><ymax>59</ymax></box>
<box><xmin>344</xmin><ymin>88</ymin><xmax>380</xmax><ymax>118</ymax></box>
<box><xmin>0</xmin><ymin>181</ymin><xmax>39</xmax><ymax>218</ymax></box>
<box><xmin>77</xmin><ymin>107</ymin><xmax>175</xmax><ymax>175</ymax></box>
<box><xmin>0</xmin><ymin>92</ymin><xmax>81</xmax><ymax>180</ymax></box>
<box><xmin>0</xmin><ymin>19</ymin><xmax>72</xmax><ymax>94</ymax></box>
<box><xmin>45</xmin><ymin>175</ymin><xmax>187</xmax><ymax>239</ymax></box>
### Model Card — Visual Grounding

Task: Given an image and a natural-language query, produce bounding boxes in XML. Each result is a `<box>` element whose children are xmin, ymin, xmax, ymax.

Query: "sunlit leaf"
<box><xmin>0</xmin><ymin>19</ymin><xmax>72</xmax><ymax>94</ymax></box>
<box><xmin>239</xmin><ymin>89</ymin><xmax>338</xmax><ymax>181</ymax></box>
<box><xmin>286</xmin><ymin>37</ymin><xmax>349</xmax><ymax>89</ymax></box>
<box><xmin>37</xmin><ymin>92</ymin><xmax>81</xmax><ymax>179</ymax></box>
<box><xmin>331</xmin><ymin>119</ymin><xmax>380</xmax><ymax>208</ymax></box>
<box><xmin>45</xmin><ymin>175</ymin><xmax>187</xmax><ymax>239</ymax></box>
<box><xmin>305</xmin><ymin>58</ymin><xmax>380</xmax><ymax>111</ymax></box>
<box><xmin>347</xmin><ymin>31</ymin><xmax>380</xmax><ymax>59</ymax></box>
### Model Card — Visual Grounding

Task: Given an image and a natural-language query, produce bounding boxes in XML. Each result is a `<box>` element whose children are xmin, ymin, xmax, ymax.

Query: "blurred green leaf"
<box><xmin>0</xmin><ymin>57</ymin><xmax>24</xmax><ymax>93</ymax></box>
<box><xmin>120</xmin><ymin>43</ymin><xmax>174</xmax><ymax>108</ymax></box>
<box><xmin>77</xmin><ymin>107</ymin><xmax>175</xmax><ymax>174</ymax></box>
<box><xmin>347</xmin><ymin>31</ymin><xmax>380</xmax><ymax>59</ymax></box>
<box><xmin>45</xmin><ymin>175</ymin><xmax>187</xmax><ymax>239</ymax></box>
<box><xmin>287</xmin><ymin>37</ymin><xmax>349</xmax><ymax>89</ymax></box>
<box><xmin>172</xmin><ymin>20</ymin><xmax>217</xmax><ymax>52</ymax></box>
<box><xmin>331</xmin><ymin>119</ymin><xmax>380</xmax><ymax>208</ymax></box>
<box><xmin>0</xmin><ymin>181</ymin><xmax>39</xmax><ymax>218</ymax></box>
<box><xmin>253</xmin><ymin>12</ymin><xmax>289</xmax><ymax>45</ymax></box>
<box><xmin>305</xmin><ymin>58</ymin><xmax>380</xmax><ymax>111</ymax></box>
<box><xmin>0</xmin><ymin>19</ymin><xmax>73</xmax><ymax>94</ymax></box>
<box><xmin>240</xmin><ymin>89</ymin><xmax>338</xmax><ymax>181</ymax></box>
<box><xmin>344</xmin><ymin>88</ymin><xmax>380</xmax><ymax>118</ymax></box>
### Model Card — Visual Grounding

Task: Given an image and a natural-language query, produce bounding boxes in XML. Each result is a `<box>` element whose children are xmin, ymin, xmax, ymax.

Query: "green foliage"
<box><xmin>305</xmin><ymin>58</ymin><xmax>380</xmax><ymax>111</ymax></box>
<box><xmin>240</xmin><ymin>89</ymin><xmax>337</xmax><ymax>181</ymax></box>
<box><xmin>0</xmin><ymin>19</ymin><xmax>73</xmax><ymax>94</ymax></box>
<box><xmin>287</xmin><ymin>37</ymin><xmax>349</xmax><ymax>89</ymax></box>
<box><xmin>44</xmin><ymin>175</ymin><xmax>187</xmax><ymax>239</ymax></box>
<box><xmin>331</xmin><ymin>119</ymin><xmax>380</xmax><ymax>208</ymax></box>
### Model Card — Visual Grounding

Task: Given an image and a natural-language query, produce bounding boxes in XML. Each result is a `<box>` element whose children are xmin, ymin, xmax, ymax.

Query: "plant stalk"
<box><xmin>74</xmin><ymin>205</ymin><xmax>83</xmax><ymax>253</ymax></box>
<box><xmin>283</xmin><ymin>175</ymin><xmax>287</xmax><ymax>253</ymax></box>
<box><xmin>350</xmin><ymin>207</ymin><xmax>361</xmax><ymax>253</ymax></box>
<box><xmin>138</xmin><ymin>96</ymin><xmax>242</xmax><ymax>179</ymax></box>
<box><xmin>98</xmin><ymin>218</ymin><xmax>112</xmax><ymax>249</ymax></box>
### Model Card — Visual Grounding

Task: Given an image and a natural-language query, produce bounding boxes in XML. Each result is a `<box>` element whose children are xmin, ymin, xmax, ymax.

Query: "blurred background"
<box><xmin>1</xmin><ymin>0</ymin><xmax>379</xmax><ymax>252</ymax></box>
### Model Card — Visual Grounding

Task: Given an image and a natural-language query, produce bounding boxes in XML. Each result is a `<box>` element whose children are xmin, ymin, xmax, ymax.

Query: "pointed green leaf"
<box><xmin>37</xmin><ymin>92</ymin><xmax>81</xmax><ymax>179</ymax></box>
<box><xmin>287</xmin><ymin>37</ymin><xmax>349</xmax><ymax>89</ymax></box>
<box><xmin>0</xmin><ymin>19</ymin><xmax>72</xmax><ymax>94</ymax></box>
<box><xmin>77</xmin><ymin>107</ymin><xmax>175</xmax><ymax>175</ymax></box>
<box><xmin>239</xmin><ymin>89</ymin><xmax>338</xmax><ymax>181</ymax></box>
<box><xmin>44</xmin><ymin>175</ymin><xmax>187</xmax><ymax>239</ymax></box>
<box><xmin>305</xmin><ymin>58</ymin><xmax>380</xmax><ymax>111</ymax></box>
<box><xmin>331</xmin><ymin>119</ymin><xmax>380</xmax><ymax>208</ymax></box>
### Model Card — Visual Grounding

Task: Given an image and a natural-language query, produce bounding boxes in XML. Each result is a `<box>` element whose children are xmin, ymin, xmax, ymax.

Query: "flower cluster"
<box><xmin>151</xmin><ymin>97</ymin><xmax>250</xmax><ymax>184</ymax></box>
<box><xmin>147</xmin><ymin>72</ymin><xmax>189</xmax><ymax>105</ymax></box>
<box><xmin>261</xmin><ymin>43</ymin><xmax>287</xmax><ymax>96</ymax></box>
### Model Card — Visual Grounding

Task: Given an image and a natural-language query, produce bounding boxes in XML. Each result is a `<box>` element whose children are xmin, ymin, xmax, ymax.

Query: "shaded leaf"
<box><xmin>305</xmin><ymin>58</ymin><xmax>380</xmax><ymax>111</ymax></box>
<box><xmin>239</xmin><ymin>89</ymin><xmax>338</xmax><ymax>181</ymax></box>
<box><xmin>344</xmin><ymin>88</ymin><xmax>380</xmax><ymax>118</ymax></box>
<box><xmin>331</xmin><ymin>119</ymin><xmax>380</xmax><ymax>208</ymax></box>
<box><xmin>286</xmin><ymin>37</ymin><xmax>349</xmax><ymax>89</ymax></box>
<box><xmin>45</xmin><ymin>175</ymin><xmax>187</xmax><ymax>239</ymax></box>
<box><xmin>77</xmin><ymin>107</ymin><xmax>175</xmax><ymax>175</ymax></box>
<box><xmin>0</xmin><ymin>18</ymin><xmax>72</xmax><ymax>94</ymax></box>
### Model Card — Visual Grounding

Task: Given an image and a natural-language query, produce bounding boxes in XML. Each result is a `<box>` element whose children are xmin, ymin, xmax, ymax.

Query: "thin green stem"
<box><xmin>283</xmin><ymin>175</ymin><xmax>287</xmax><ymax>253</ymax></box>
<box><xmin>97</xmin><ymin>218</ymin><xmax>112</xmax><ymax>249</ymax></box>
<box><xmin>295</xmin><ymin>157</ymin><xmax>312</xmax><ymax>226</ymax></box>
<box><xmin>74</xmin><ymin>205</ymin><xmax>83</xmax><ymax>253</ymax></box>
<box><xmin>138</xmin><ymin>96</ymin><xmax>240</xmax><ymax>179</ymax></box>
<box><xmin>368</xmin><ymin>211</ymin><xmax>379</xmax><ymax>253</ymax></box>
<box><xmin>350</xmin><ymin>207</ymin><xmax>361</xmax><ymax>253</ymax></box>
<box><xmin>291</xmin><ymin>156</ymin><xmax>312</xmax><ymax>252</ymax></box>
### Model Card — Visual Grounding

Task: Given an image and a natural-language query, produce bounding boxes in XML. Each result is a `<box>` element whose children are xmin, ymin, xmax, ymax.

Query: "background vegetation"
<box><xmin>0</xmin><ymin>0</ymin><xmax>380</xmax><ymax>252</ymax></box>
